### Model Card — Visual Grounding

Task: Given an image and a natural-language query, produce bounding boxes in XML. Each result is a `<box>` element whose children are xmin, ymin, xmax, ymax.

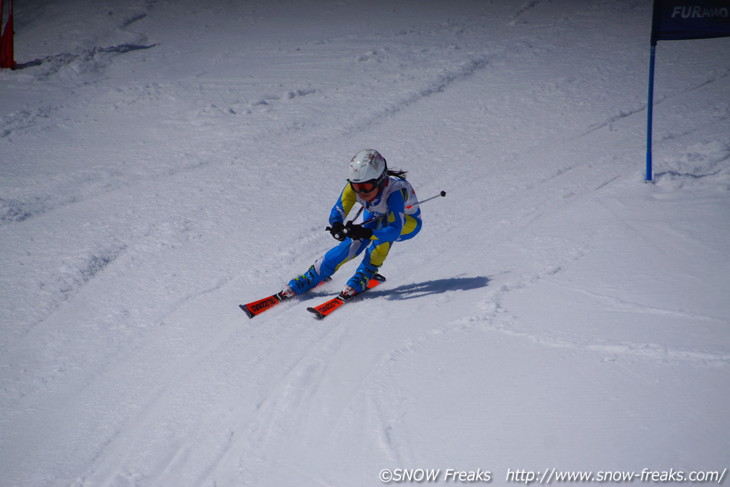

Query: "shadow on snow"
<box><xmin>372</xmin><ymin>276</ymin><xmax>491</xmax><ymax>301</ymax></box>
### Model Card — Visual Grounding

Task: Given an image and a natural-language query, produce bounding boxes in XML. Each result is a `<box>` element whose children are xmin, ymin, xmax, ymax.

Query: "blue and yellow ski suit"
<box><xmin>288</xmin><ymin>176</ymin><xmax>422</xmax><ymax>294</ymax></box>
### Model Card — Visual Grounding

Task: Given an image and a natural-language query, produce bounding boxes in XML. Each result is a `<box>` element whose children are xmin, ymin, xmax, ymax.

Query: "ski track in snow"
<box><xmin>405</xmin><ymin>259</ymin><xmax>730</xmax><ymax>369</ymax></box>
<box><xmin>579</xmin><ymin>69</ymin><xmax>730</xmax><ymax>139</ymax></box>
<box><xmin>1</xmin><ymin>45</ymin><xmax>488</xmax><ymax>226</ymax></box>
<box><xmin>340</xmin><ymin>55</ymin><xmax>492</xmax><ymax>137</ymax></box>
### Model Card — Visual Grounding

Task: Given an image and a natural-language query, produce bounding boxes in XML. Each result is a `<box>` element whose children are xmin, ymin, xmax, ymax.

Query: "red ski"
<box><xmin>307</xmin><ymin>274</ymin><xmax>386</xmax><ymax>319</ymax></box>
<box><xmin>240</xmin><ymin>277</ymin><xmax>331</xmax><ymax>319</ymax></box>
<box><xmin>240</xmin><ymin>293</ymin><xmax>286</xmax><ymax>318</ymax></box>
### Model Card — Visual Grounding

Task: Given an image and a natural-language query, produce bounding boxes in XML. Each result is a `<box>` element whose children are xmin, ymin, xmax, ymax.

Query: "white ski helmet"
<box><xmin>348</xmin><ymin>149</ymin><xmax>387</xmax><ymax>184</ymax></box>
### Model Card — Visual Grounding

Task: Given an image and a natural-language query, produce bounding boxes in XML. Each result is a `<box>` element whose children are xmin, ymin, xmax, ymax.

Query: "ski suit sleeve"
<box><xmin>369</xmin><ymin>188</ymin><xmax>407</xmax><ymax>243</ymax></box>
<box><xmin>329</xmin><ymin>184</ymin><xmax>357</xmax><ymax>225</ymax></box>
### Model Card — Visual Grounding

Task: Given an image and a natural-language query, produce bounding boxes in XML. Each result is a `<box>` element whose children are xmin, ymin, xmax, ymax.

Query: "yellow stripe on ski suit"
<box><xmin>290</xmin><ymin>176</ymin><xmax>423</xmax><ymax>295</ymax></box>
<box><xmin>328</xmin><ymin>179</ymin><xmax>421</xmax><ymax>271</ymax></box>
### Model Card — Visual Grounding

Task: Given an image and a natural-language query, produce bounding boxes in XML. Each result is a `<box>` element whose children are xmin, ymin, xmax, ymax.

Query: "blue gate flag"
<box><xmin>646</xmin><ymin>0</ymin><xmax>730</xmax><ymax>181</ymax></box>
<box><xmin>652</xmin><ymin>0</ymin><xmax>730</xmax><ymax>44</ymax></box>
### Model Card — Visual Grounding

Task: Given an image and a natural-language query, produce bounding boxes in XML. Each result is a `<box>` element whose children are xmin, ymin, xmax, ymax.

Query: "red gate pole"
<box><xmin>1</xmin><ymin>0</ymin><xmax>16</xmax><ymax>69</ymax></box>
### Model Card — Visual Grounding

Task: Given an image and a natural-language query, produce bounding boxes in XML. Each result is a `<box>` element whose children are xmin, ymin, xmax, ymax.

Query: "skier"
<box><xmin>281</xmin><ymin>149</ymin><xmax>422</xmax><ymax>299</ymax></box>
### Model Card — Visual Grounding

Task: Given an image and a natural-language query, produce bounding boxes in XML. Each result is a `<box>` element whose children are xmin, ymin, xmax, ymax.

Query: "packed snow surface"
<box><xmin>1</xmin><ymin>1</ymin><xmax>729</xmax><ymax>486</ymax></box>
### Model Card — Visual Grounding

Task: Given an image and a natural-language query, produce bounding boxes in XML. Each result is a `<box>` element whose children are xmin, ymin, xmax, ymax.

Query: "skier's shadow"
<box><xmin>371</xmin><ymin>275</ymin><xmax>490</xmax><ymax>300</ymax></box>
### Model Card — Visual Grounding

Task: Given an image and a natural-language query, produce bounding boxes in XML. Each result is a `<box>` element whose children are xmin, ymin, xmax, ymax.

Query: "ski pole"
<box><xmin>410</xmin><ymin>190</ymin><xmax>447</xmax><ymax>208</ymax></box>
<box><xmin>361</xmin><ymin>190</ymin><xmax>446</xmax><ymax>225</ymax></box>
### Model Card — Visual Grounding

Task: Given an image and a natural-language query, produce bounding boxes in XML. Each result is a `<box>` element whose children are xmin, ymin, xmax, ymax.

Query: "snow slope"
<box><xmin>1</xmin><ymin>0</ymin><xmax>729</xmax><ymax>486</ymax></box>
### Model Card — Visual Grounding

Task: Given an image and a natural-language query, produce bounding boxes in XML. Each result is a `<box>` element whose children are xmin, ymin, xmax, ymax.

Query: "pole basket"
<box><xmin>1</xmin><ymin>0</ymin><xmax>15</xmax><ymax>69</ymax></box>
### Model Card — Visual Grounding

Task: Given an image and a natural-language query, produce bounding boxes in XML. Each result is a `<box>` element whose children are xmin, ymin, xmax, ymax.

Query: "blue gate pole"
<box><xmin>645</xmin><ymin>43</ymin><xmax>657</xmax><ymax>182</ymax></box>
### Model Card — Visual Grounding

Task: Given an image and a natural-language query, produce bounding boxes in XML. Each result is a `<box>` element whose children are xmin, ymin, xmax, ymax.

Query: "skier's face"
<box><xmin>351</xmin><ymin>181</ymin><xmax>379</xmax><ymax>201</ymax></box>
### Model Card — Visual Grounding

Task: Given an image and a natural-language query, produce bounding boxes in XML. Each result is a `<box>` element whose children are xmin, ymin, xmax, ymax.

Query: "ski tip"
<box><xmin>307</xmin><ymin>307</ymin><xmax>326</xmax><ymax>319</ymax></box>
<box><xmin>239</xmin><ymin>304</ymin><xmax>256</xmax><ymax>319</ymax></box>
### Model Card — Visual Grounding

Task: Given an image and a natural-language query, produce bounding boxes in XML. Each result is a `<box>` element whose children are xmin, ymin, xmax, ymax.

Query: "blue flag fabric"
<box><xmin>652</xmin><ymin>0</ymin><xmax>730</xmax><ymax>44</ymax></box>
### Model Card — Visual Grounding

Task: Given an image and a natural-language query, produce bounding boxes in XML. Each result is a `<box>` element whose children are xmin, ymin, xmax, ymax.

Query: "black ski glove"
<box><xmin>325</xmin><ymin>221</ymin><xmax>346</xmax><ymax>241</ymax></box>
<box><xmin>345</xmin><ymin>221</ymin><xmax>373</xmax><ymax>240</ymax></box>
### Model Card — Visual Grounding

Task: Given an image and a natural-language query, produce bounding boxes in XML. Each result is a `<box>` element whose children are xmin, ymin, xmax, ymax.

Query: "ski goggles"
<box><xmin>349</xmin><ymin>181</ymin><xmax>378</xmax><ymax>194</ymax></box>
